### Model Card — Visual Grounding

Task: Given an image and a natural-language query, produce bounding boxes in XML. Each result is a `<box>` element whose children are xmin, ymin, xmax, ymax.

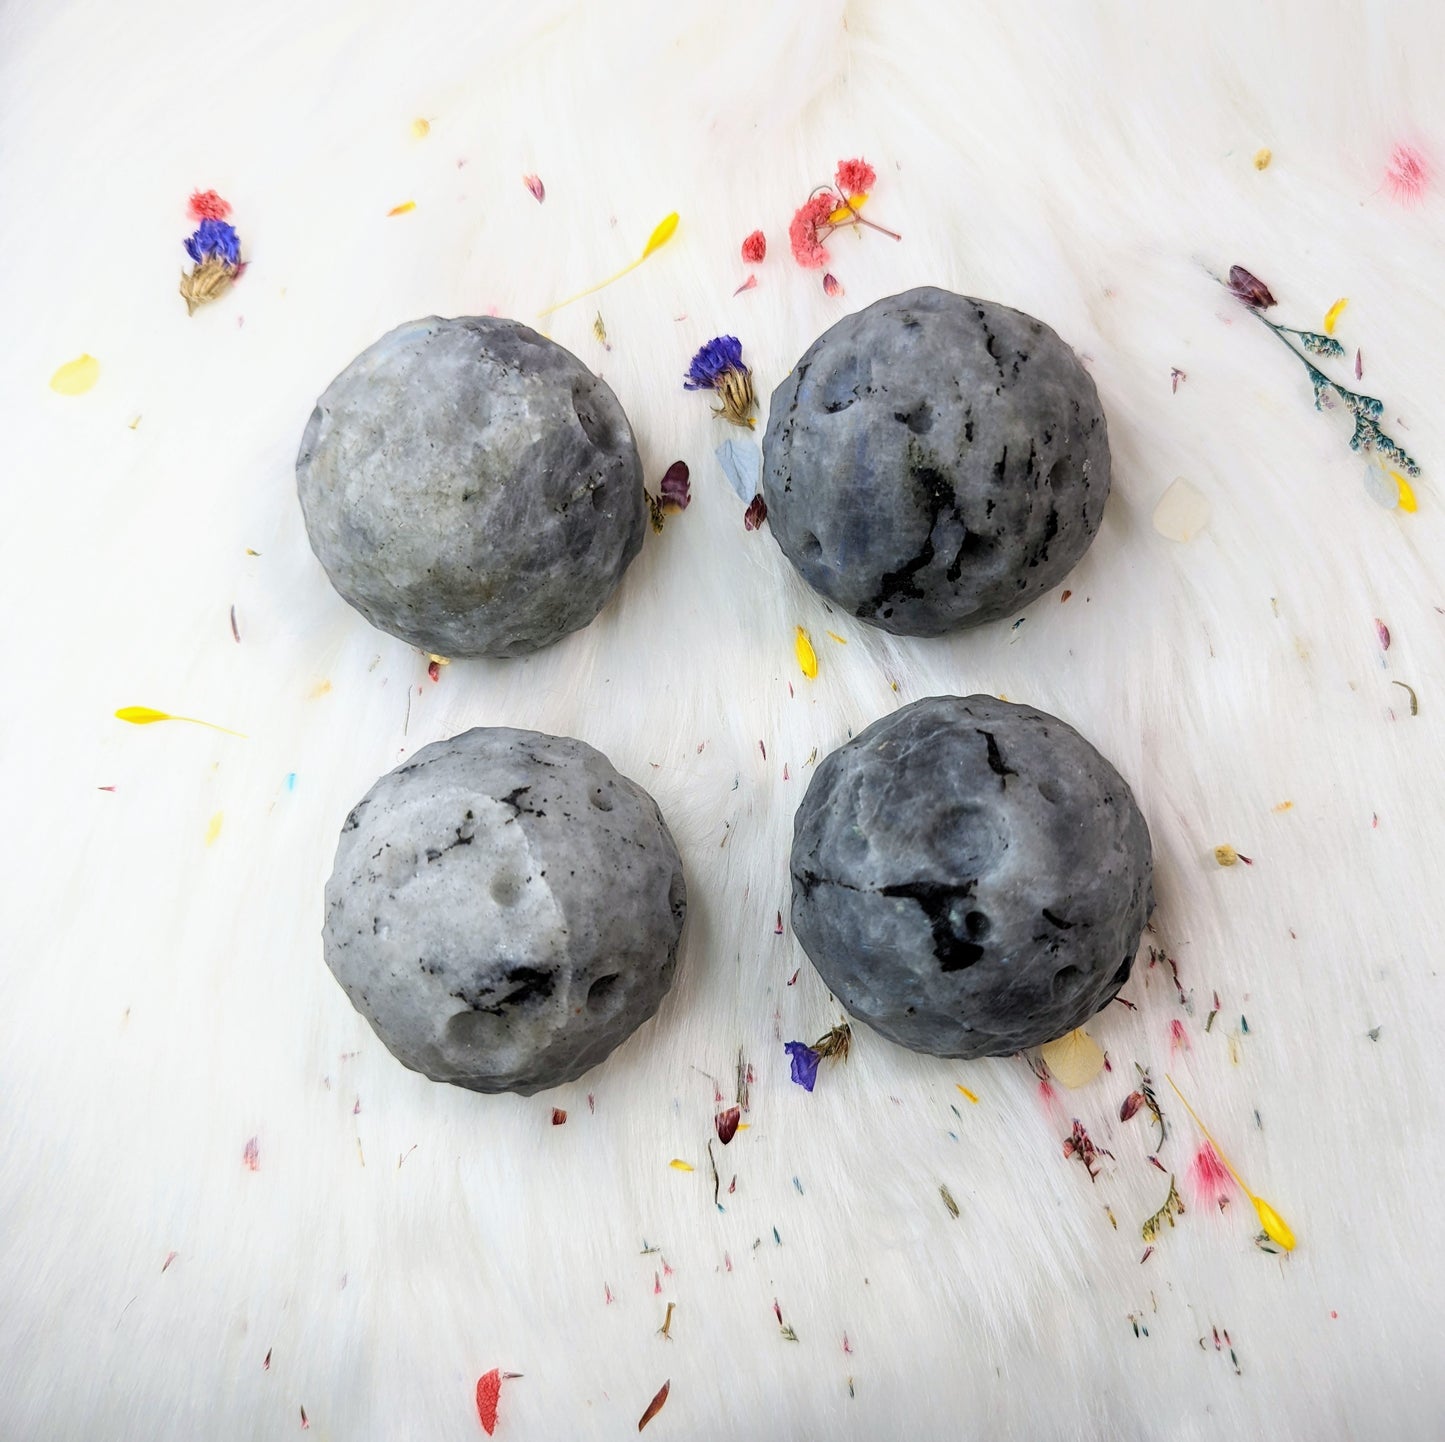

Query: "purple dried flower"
<box><xmin>784</xmin><ymin>1041</ymin><xmax>820</xmax><ymax>1091</ymax></box>
<box><xmin>684</xmin><ymin>335</ymin><xmax>745</xmax><ymax>390</ymax></box>
<box><xmin>658</xmin><ymin>461</ymin><xmax>690</xmax><ymax>510</ymax></box>
<box><xmin>184</xmin><ymin>218</ymin><xmax>241</xmax><ymax>268</ymax></box>
<box><xmin>1226</xmin><ymin>264</ymin><xmax>1276</xmax><ymax>310</ymax></box>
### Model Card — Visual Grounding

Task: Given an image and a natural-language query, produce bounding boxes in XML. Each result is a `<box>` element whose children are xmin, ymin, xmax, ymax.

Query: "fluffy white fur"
<box><xmin>3</xmin><ymin>1</ymin><xmax>1443</xmax><ymax>1437</ymax></box>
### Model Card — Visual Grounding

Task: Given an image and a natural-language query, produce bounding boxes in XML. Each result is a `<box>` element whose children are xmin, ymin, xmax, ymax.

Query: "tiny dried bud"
<box><xmin>1120</xmin><ymin>1091</ymin><xmax>1145</xmax><ymax>1122</ymax></box>
<box><xmin>1226</xmin><ymin>264</ymin><xmax>1276</xmax><ymax>309</ymax></box>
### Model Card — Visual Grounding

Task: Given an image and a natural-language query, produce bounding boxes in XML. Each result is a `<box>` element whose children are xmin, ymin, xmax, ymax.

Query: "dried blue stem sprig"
<box><xmin>684</xmin><ymin>335</ymin><xmax>757</xmax><ymax>428</ymax></box>
<box><xmin>1222</xmin><ymin>264</ymin><xmax>1420</xmax><ymax>480</ymax></box>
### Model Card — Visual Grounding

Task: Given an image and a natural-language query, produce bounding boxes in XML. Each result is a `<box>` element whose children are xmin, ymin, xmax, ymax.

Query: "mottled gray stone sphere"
<box><xmin>761</xmin><ymin>287</ymin><xmax>1109</xmax><ymax>635</ymax></box>
<box><xmin>297</xmin><ymin>317</ymin><xmax>645</xmax><ymax>657</ymax></box>
<box><xmin>790</xmin><ymin>696</ymin><xmax>1152</xmax><ymax>1058</ymax></box>
<box><xmin>323</xmin><ymin>727</ymin><xmax>687</xmax><ymax>1095</ymax></box>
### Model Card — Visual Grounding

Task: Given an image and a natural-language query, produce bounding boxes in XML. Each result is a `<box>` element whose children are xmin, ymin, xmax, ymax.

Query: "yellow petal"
<box><xmin>668</xmin><ymin>1158</ymin><xmax>694</xmax><ymax>1172</ymax></box>
<box><xmin>955</xmin><ymin>1084</ymin><xmax>979</xmax><ymax>1104</ymax></box>
<box><xmin>115</xmin><ymin>706</ymin><xmax>172</xmax><ymax>725</ymax></box>
<box><xmin>795</xmin><ymin>627</ymin><xmax>818</xmax><ymax>680</ymax></box>
<box><xmin>641</xmin><ymin>212</ymin><xmax>679</xmax><ymax>259</ymax></box>
<box><xmin>1253</xmin><ymin>148</ymin><xmax>1272</xmax><ymax>170</ymax></box>
<box><xmin>826</xmin><ymin>631</ymin><xmax>848</xmax><ymax>645</ymax></box>
<box><xmin>829</xmin><ymin>194</ymin><xmax>868</xmax><ymax>223</ymax></box>
<box><xmin>387</xmin><ymin>200</ymin><xmax>416</xmax><ymax>216</ymax></box>
<box><xmin>205</xmin><ymin>812</ymin><xmax>224</xmax><ymax>846</ymax></box>
<box><xmin>1038</xmin><ymin>1028</ymin><xmax>1106</xmax><ymax>1088</ymax></box>
<box><xmin>1214</xmin><ymin>844</ymin><xmax>1239</xmax><ymax>867</ymax></box>
<box><xmin>411</xmin><ymin>118</ymin><xmax>430</xmax><ymax>139</ymax></box>
<box><xmin>1392</xmin><ymin>471</ymin><xmax>1418</xmax><ymax>512</ymax></box>
<box><xmin>50</xmin><ymin>353</ymin><xmax>100</xmax><ymax>395</ymax></box>
<box><xmin>1253</xmin><ymin>1195</ymin><xmax>1296</xmax><ymax>1251</ymax></box>
<box><xmin>1322</xmin><ymin>297</ymin><xmax>1348</xmax><ymax>335</ymax></box>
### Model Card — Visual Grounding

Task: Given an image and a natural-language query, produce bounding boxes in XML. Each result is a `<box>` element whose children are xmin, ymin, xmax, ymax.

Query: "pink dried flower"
<box><xmin>741</xmin><ymin>230</ymin><xmax>766</xmax><ymax>263</ymax></box>
<box><xmin>522</xmin><ymin>173</ymin><xmax>545</xmax><ymax>203</ymax></box>
<box><xmin>835</xmin><ymin>158</ymin><xmax>877</xmax><ymax>196</ymax></box>
<box><xmin>1169</xmin><ymin>1018</ymin><xmax>1190</xmax><ymax>1054</ymax></box>
<box><xmin>789</xmin><ymin>194</ymin><xmax>834</xmax><ymax>269</ymax></box>
<box><xmin>1187</xmin><ymin>1142</ymin><xmax>1234</xmax><ymax>1208</ymax></box>
<box><xmin>188</xmin><ymin>189</ymin><xmax>232</xmax><ymax>221</ymax></box>
<box><xmin>823</xmin><ymin>272</ymin><xmax>844</xmax><ymax>297</ymax></box>
<box><xmin>1385</xmin><ymin>144</ymin><xmax>1429</xmax><ymax>205</ymax></box>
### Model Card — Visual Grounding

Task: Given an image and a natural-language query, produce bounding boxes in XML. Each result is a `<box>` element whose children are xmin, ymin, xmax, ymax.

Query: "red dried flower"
<box><xmin>741</xmin><ymin>229</ymin><xmax>766</xmax><ymax>263</ymax></box>
<box><xmin>743</xmin><ymin>492</ymin><xmax>768</xmax><ymax>530</ymax></box>
<box><xmin>835</xmin><ymin>158</ymin><xmax>877</xmax><ymax>196</ymax></box>
<box><xmin>789</xmin><ymin>194</ymin><xmax>834</xmax><ymax>269</ymax></box>
<box><xmin>188</xmin><ymin>189</ymin><xmax>232</xmax><ymax>222</ymax></box>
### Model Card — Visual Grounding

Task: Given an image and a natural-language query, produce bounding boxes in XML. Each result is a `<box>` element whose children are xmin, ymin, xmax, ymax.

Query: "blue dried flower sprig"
<box><xmin>784</xmin><ymin>1023</ymin><xmax>851</xmax><ymax>1092</ymax></box>
<box><xmin>684</xmin><ymin>334</ymin><xmax>756</xmax><ymax>428</ymax></box>
<box><xmin>1223</xmin><ymin>265</ymin><xmax>1420</xmax><ymax>505</ymax></box>
<box><xmin>180</xmin><ymin>195</ymin><xmax>243</xmax><ymax>314</ymax></box>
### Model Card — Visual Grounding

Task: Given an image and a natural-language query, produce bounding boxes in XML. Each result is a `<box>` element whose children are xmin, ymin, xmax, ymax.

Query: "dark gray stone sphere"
<box><xmin>761</xmin><ymin>287</ymin><xmax>1110</xmax><ymax>636</ymax></box>
<box><xmin>790</xmin><ymin>695</ymin><xmax>1151</xmax><ymax>1058</ymax></box>
<box><xmin>297</xmin><ymin>316</ymin><xmax>645</xmax><ymax>657</ymax></box>
<box><xmin>323</xmin><ymin>727</ymin><xmax>687</xmax><ymax>1095</ymax></box>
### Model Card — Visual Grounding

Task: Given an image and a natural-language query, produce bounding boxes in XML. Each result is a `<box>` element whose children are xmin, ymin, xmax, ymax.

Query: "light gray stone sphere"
<box><xmin>761</xmin><ymin>286</ymin><xmax>1110</xmax><ymax>636</ymax></box>
<box><xmin>790</xmin><ymin>695</ymin><xmax>1151</xmax><ymax>1058</ymax></box>
<box><xmin>323</xmin><ymin>727</ymin><xmax>687</xmax><ymax>1095</ymax></box>
<box><xmin>297</xmin><ymin>316</ymin><xmax>645</xmax><ymax>658</ymax></box>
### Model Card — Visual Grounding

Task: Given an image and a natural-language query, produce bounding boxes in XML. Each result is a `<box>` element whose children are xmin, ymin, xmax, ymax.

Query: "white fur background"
<box><xmin>3</xmin><ymin>1</ymin><xmax>1444</xmax><ymax>1437</ymax></box>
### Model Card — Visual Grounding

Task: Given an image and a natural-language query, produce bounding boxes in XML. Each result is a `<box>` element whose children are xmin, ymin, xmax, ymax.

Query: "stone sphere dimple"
<box><xmin>296</xmin><ymin>316</ymin><xmax>646</xmax><ymax>658</ymax></box>
<box><xmin>761</xmin><ymin>286</ymin><xmax>1110</xmax><ymax>636</ymax></box>
<box><xmin>789</xmin><ymin>695</ymin><xmax>1152</xmax><ymax>1059</ymax></box>
<box><xmin>322</xmin><ymin>727</ymin><xmax>687</xmax><ymax>1096</ymax></box>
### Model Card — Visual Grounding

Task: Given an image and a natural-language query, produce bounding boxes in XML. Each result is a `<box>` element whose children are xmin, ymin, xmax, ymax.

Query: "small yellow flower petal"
<box><xmin>641</xmin><ymin>212</ymin><xmax>679</xmax><ymax>258</ymax></box>
<box><xmin>826</xmin><ymin>631</ymin><xmax>847</xmax><ymax>645</ymax></box>
<box><xmin>1322</xmin><ymin>297</ymin><xmax>1348</xmax><ymax>335</ymax></box>
<box><xmin>205</xmin><ymin>812</ymin><xmax>224</xmax><ymax>846</ymax></box>
<box><xmin>411</xmin><ymin>118</ymin><xmax>430</xmax><ymax>139</ymax></box>
<box><xmin>828</xmin><ymin>194</ymin><xmax>868</xmax><ymax>224</ymax></box>
<box><xmin>1253</xmin><ymin>1195</ymin><xmax>1296</xmax><ymax>1251</ymax></box>
<box><xmin>1214</xmin><ymin>844</ymin><xmax>1239</xmax><ymax>867</ymax></box>
<box><xmin>50</xmin><ymin>353</ymin><xmax>100</xmax><ymax>395</ymax></box>
<box><xmin>1392</xmin><ymin>471</ymin><xmax>1418</xmax><ymax>512</ymax></box>
<box><xmin>1253</xmin><ymin>147</ymin><xmax>1272</xmax><ymax>170</ymax></box>
<box><xmin>388</xmin><ymin>200</ymin><xmax>416</xmax><ymax>216</ymax></box>
<box><xmin>955</xmin><ymin>1084</ymin><xmax>979</xmax><ymax>1104</ymax></box>
<box><xmin>1273</xmin><ymin>801</ymin><xmax>1294</xmax><ymax>813</ymax></box>
<box><xmin>795</xmin><ymin>627</ymin><xmax>818</xmax><ymax>680</ymax></box>
<box><xmin>1038</xmin><ymin>1029</ymin><xmax>1106</xmax><ymax>1088</ymax></box>
<box><xmin>668</xmin><ymin>1158</ymin><xmax>694</xmax><ymax>1172</ymax></box>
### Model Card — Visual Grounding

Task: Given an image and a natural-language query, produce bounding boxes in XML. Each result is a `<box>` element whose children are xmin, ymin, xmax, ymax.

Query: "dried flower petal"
<box><xmin>411</xmin><ymin>118</ymin><xmax>430</xmax><ymax>138</ymax></box>
<box><xmin>715</xmin><ymin>1105</ymin><xmax>740</xmax><ymax>1145</ymax></box>
<box><xmin>733</xmin><ymin>274</ymin><xmax>758</xmax><ymax>296</ymax></box>
<box><xmin>1038</xmin><ymin>1029</ymin><xmax>1105</xmax><ymax>1088</ymax></box>
<box><xmin>743</xmin><ymin>493</ymin><xmax>768</xmax><ymax>531</ymax></box>
<box><xmin>1152</xmin><ymin>477</ymin><xmax>1211</xmax><ymax>542</ymax></box>
<box><xmin>522</xmin><ymin>173</ymin><xmax>545</xmax><ymax>203</ymax></box>
<box><xmin>49</xmin><ymin>353</ymin><xmax>101</xmax><ymax>395</ymax></box>
<box><xmin>1322</xmin><ymin>297</ymin><xmax>1349</xmax><ymax>335</ymax></box>
<box><xmin>1375</xmin><ymin>618</ymin><xmax>1391</xmax><ymax>650</ymax></box>
<box><xmin>715</xmin><ymin>436</ymin><xmax>761</xmax><ymax>503</ymax></box>
<box><xmin>1253</xmin><ymin>148</ymin><xmax>1272</xmax><ymax>171</ymax></box>
<box><xmin>475</xmin><ymin>1370</ymin><xmax>501</xmax><ymax>1436</ymax></box>
<box><xmin>789</xmin><ymin>194</ymin><xmax>834</xmax><ymax>269</ymax></box>
<box><xmin>638</xmin><ymin>1380</ymin><xmax>670</xmax><ymax>1431</ymax></box>
<box><xmin>823</xmin><ymin>272</ymin><xmax>843</xmax><ymax>297</ymax></box>
<box><xmin>659</xmin><ymin>461</ymin><xmax>690</xmax><ymax>511</ymax></box>
<box><xmin>1226</xmin><ymin>265</ymin><xmax>1276</xmax><ymax>309</ymax></box>
<box><xmin>835</xmin><ymin>158</ymin><xmax>877</xmax><ymax>195</ymax></box>
<box><xmin>1187</xmin><ymin>1142</ymin><xmax>1234</xmax><ymax>1207</ymax></box>
<box><xmin>188</xmin><ymin>189</ymin><xmax>232</xmax><ymax>221</ymax></box>
<box><xmin>741</xmin><ymin>229</ymin><xmax>766</xmax><ymax>263</ymax></box>
<box><xmin>551</xmin><ymin>1108</ymin><xmax>567</xmax><ymax>1125</ymax></box>
<box><xmin>784</xmin><ymin>1041</ymin><xmax>821</xmax><ymax>1091</ymax></box>
<box><xmin>1214</xmin><ymin>844</ymin><xmax>1239</xmax><ymax>867</ymax></box>
<box><xmin>795</xmin><ymin>627</ymin><xmax>818</xmax><ymax>679</ymax></box>
<box><xmin>387</xmin><ymin>200</ymin><xmax>416</xmax><ymax>216</ymax></box>
<box><xmin>1120</xmin><ymin>1090</ymin><xmax>1145</xmax><ymax>1122</ymax></box>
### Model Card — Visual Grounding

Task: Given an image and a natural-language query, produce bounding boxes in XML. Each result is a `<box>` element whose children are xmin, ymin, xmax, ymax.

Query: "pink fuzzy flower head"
<box><xmin>188</xmin><ymin>189</ymin><xmax>232</xmax><ymax>222</ymax></box>
<box><xmin>1187</xmin><ymin>1142</ymin><xmax>1234</xmax><ymax>1208</ymax></box>
<box><xmin>1385</xmin><ymin>143</ymin><xmax>1430</xmax><ymax>205</ymax></box>
<box><xmin>741</xmin><ymin>229</ymin><xmax>767</xmax><ymax>263</ymax></box>
<box><xmin>836</xmin><ymin>157</ymin><xmax>877</xmax><ymax>196</ymax></box>
<box><xmin>789</xmin><ymin>194</ymin><xmax>834</xmax><ymax>269</ymax></box>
